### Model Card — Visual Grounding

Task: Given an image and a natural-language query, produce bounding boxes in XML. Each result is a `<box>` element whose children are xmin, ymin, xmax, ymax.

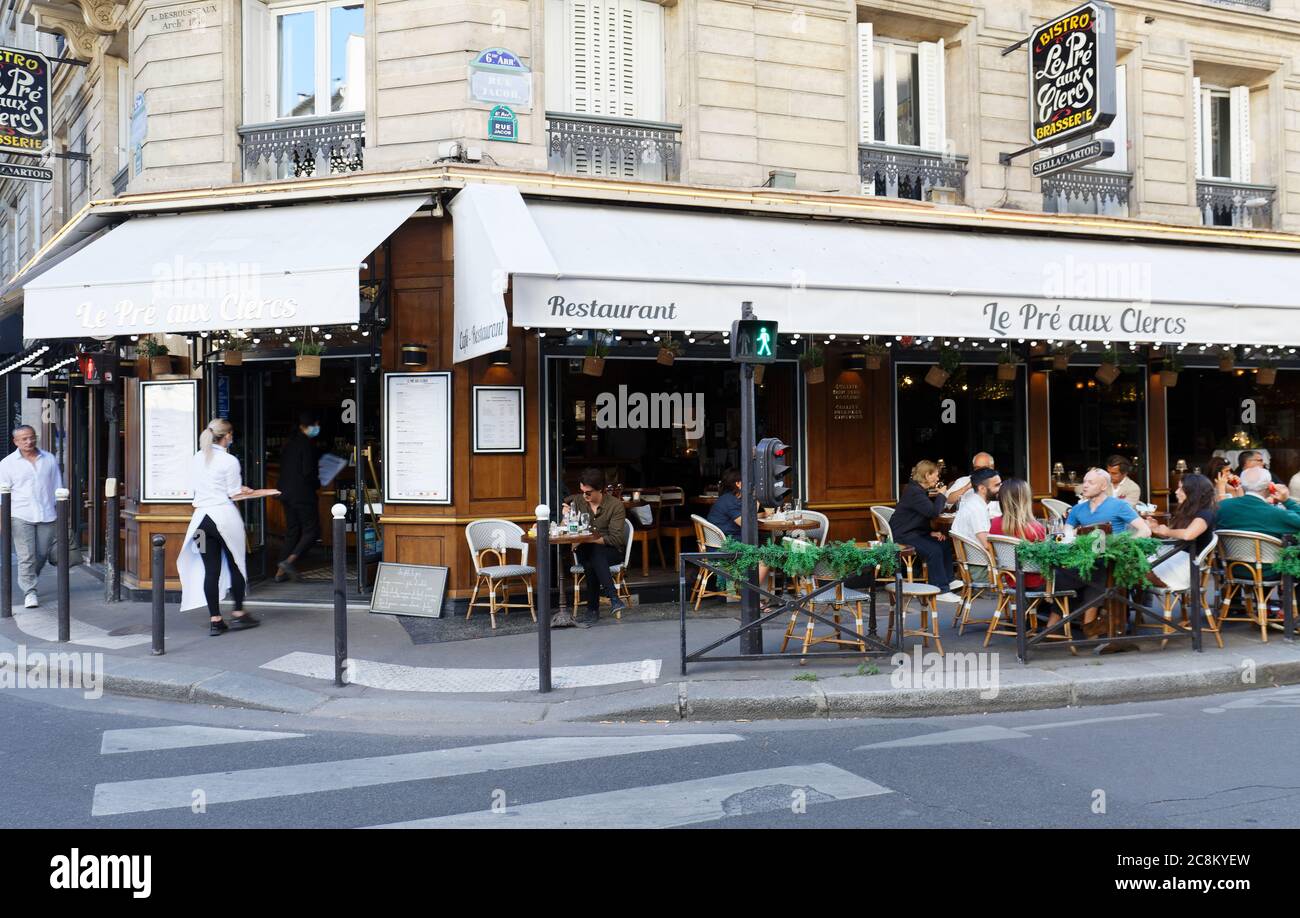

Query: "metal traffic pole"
<box><xmin>0</xmin><ymin>485</ymin><xmax>10</xmax><ymax>618</ymax></box>
<box><xmin>738</xmin><ymin>302</ymin><xmax>760</xmax><ymax>655</ymax></box>
<box><xmin>535</xmin><ymin>504</ymin><xmax>552</xmax><ymax>694</ymax></box>
<box><xmin>56</xmin><ymin>488</ymin><xmax>70</xmax><ymax>642</ymax></box>
<box><xmin>151</xmin><ymin>535</ymin><xmax>166</xmax><ymax>655</ymax></box>
<box><xmin>332</xmin><ymin>504</ymin><xmax>348</xmax><ymax>687</ymax></box>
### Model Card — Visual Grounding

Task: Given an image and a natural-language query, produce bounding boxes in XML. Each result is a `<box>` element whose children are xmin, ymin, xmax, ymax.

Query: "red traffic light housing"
<box><xmin>753</xmin><ymin>437</ymin><xmax>792</xmax><ymax>507</ymax></box>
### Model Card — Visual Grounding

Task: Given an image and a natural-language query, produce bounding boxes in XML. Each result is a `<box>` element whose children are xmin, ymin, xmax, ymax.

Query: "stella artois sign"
<box><xmin>1028</xmin><ymin>1</ymin><xmax>1116</xmax><ymax>147</ymax></box>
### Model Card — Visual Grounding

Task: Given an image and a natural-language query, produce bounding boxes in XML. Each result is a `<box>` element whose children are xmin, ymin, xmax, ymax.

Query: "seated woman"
<box><xmin>989</xmin><ymin>478</ymin><xmax>1045</xmax><ymax>589</ymax></box>
<box><xmin>705</xmin><ymin>468</ymin><xmax>770</xmax><ymax>605</ymax></box>
<box><xmin>1206</xmin><ymin>457</ymin><xmax>1243</xmax><ymax>503</ymax></box>
<box><xmin>1148</xmin><ymin>473</ymin><xmax>1215</xmax><ymax>595</ymax></box>
<box><xmin>890</xmin><ymin>460</ymin><xmax>959</xmax><ymax>604</ymax></box>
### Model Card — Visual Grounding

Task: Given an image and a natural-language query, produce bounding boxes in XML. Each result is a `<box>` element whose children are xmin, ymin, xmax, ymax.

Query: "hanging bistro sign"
<box><xmin>1028</xmin><ymin>1</ymin><xmax>1116</xmax><ymax>147</ymax></box>
<box><xmin>0</xmin><ymin>47</ymin><xmax>50</xmax><ymax>155</ymax></box>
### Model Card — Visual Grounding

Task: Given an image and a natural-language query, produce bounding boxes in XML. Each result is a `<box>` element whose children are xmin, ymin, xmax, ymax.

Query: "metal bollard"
<box><xmin>0</xmin><ymin>485</ymin><xmax>10</xmax><ymax>619</ymax></box>
<box><xmin>535</xmin><ymin>504</ymin><xmax>552</xmax><ymax>694</ymax></box>
<box><xmin>332</xmin><ymin>504</ymin><xmax>348</xmax><ymax>687</ymax></box>
<box><xmin>151</xmin><ymin>535</ymin><xmax>166</xmax><ymax>655</ymax></box>
<box><xmin>56</xmin><ymin>488</ymin><xmax>69</xmax><ymax>642</ymax></box>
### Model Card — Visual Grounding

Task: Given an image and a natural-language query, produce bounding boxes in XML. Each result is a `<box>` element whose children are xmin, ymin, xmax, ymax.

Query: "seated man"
<box><xmin>562</xmin><ymin>468</ymin><xmax>628</xmax><ymax>621</ymax></box>
<box><xmin>945</xmin><ymin>451</ymin><xmax>995</xmax><ymax>508</ymax></box>
<box><xmin>1216</xmin><ymin>467</ymin><xmax>1300</xmax><ymax>585</ymax></box>
<box><xmin>1106</xmin><ymin>455</ymin><xmax>1142</xmax><ymax>507</ymax></box>
<box><xmin>1062</xmin><ymin>468</ymin><xmax>1152</xmax><ymax>635</ymax></box>
<box><xmin>951</xmin><ymin>468</ymin><xmax>1001</xmax><ymax>584</ymax></box>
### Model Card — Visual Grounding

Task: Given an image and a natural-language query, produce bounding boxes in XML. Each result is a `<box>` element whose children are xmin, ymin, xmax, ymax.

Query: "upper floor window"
<box><xmin>243</xmin><ymin>0</ymin><xmax>364</xmax><ymax>123</ymax></box>
<box><xmin>1195</xmin><ymin>80</ymin><xmax>1249</xmax><ymax>183</ymax></box>
<box><xmin>545</xmin><ymin>0</ymin><xmax>664</xmax><ymax>121</ymax></box>
<box><xmin>857</xmin><ymin>24</ymin><xmax>945</xmax><ymax>152</ymax></box>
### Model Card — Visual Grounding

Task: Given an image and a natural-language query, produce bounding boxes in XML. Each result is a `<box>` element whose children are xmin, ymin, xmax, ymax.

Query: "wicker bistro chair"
<box><xmin>800</xmin><ymin>510</ymin><xmax>831</xmax><ymax>547</ymax></box>
<box><xmin>571</xmin><ymin>519</ymin><xmax>635</xmax><ymax>616</ymax></box>
<box><xmin>950</xmin><ymin>532</ymin><xmax>996</xmax><ymax>635</ymax></box>
<box><xmin>1041</xmin><ymin>498</ymin><xmax>1072</xmax><ymax>525</ymax></box>
<box><xmin>779</xmin><ymin>537</ymin><xmax>869</xmax><ymax>656</ymax></box>
<box><xmin>985</xmin><ymin>535</ymin><xmax>1078</xmax><ymax>651</ymax></box>
<box><xmin>870</xmin><ymin>505</ymin><xmax>925</xmax><ymax>584</ymax></box>
<box><xmin>1139</xmin><ymin>535</ymin><xmax>1223</xmax><ymax>649</ymax></box>
<box><xmin>1215</xmin><ymin>530</ymin><xmax>1288</xmax><ymax>642</ymax></box>
<box><xmin>884</xmin><ymin>581</ymin><xmax>943</xmax><ymax>655</ymax></box>
<box><xmin>689</xmin><ymin>514</ymin><xmax>731</xmax><ymax>609</ymax></box>
<box><xmin>464</xmin><ymin>520</ymin><xmax>536</xmax><ymax>629</ymax></box>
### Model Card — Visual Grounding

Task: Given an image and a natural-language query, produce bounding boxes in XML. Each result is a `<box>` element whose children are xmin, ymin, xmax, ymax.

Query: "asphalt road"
<box><xmin>2</xmin><ymin>684</ymin><xmax>1299</xmax><ymax>829</ymax></box>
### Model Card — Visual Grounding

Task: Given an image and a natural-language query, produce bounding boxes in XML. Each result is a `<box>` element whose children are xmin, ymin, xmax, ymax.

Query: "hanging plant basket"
<box><xmin>924</xmin><ymin>366</ymin><xmax>950</xmax><ymax>388</ymax></box>
<box><xmin>997</xmin><ymin>362</ymin><xmax>1018</xmax><ymax>381</ymax></box>
<box><xmin>804</xmin><ymin>365</ymin><xmax>825</xmax><ymax>385</ymax></box>
<box><xmin>1052</xmin><ymin>353</ymin><xmax>1070</xmax><ymax>371</ymax></box>
<box><xmin>223</xmin><ymin>350</ymin><xmax>244</xmax><ymax>366</ymax></box>
<box><xmin>1159</xmin><ymin>369</ymin><xmax>1179</xmax><ymax>387</ymax></box>
<box><xmin>656</xmin><ymin>347</ymin><xmax>676</xmax><ymax>366</ymax></box>
<box><xmin>1258</xmin><ymin>367</ymin><xmax>1278</xmax><ymax>386</ymax></box>
<box><xmin>295</xmin><ymin>355</ymin><xmax>321</xmax><ymax>378</ymax></box>
<box><xmin>582</xmin><ymin>356</ymin><xmax>605</xmax><ymax>377</ymax></box>
<box><xmin>150</xmin><ymin>355</ymin><xmax>175</xmax><ymax>377</ymax></box>
<box><xmin>753</xmin><ymin>364</ymin><xmax>766</xmax><ymax>386</ymax></box>
<box><xmin>1095</xmin><ymin>362</ymin><xmax>1120</xmax><ymax>385</ymax></box>
<box><xmin>864</xmin><ymin>355</ymin><xmax>882</xmax><ymax>371</ymax></box>
<box><xmin>1220</xmin><ymin>354</ymin><xmax>1236</xmax><ymax>372</ymax></box>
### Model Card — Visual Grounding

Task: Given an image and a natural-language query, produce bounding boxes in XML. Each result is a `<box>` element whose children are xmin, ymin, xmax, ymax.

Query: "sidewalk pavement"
<box><xmin>2</xmin><ymin>564</ymin><xmax>1299</xmax><ymax>727</ymax></box>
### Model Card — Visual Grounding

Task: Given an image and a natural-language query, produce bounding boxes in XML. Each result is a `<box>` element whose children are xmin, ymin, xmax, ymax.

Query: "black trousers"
<box><xmin>904</xmin><ymin>535</ymin><xmax>954</xmax><ymax>590</ymax></box>
<box><xmin>197</xmin><ymin>515</ymin><xmax>245</xmax><ymax>617</ymax></box>
<box><xmin>279</xmin><ymin>497</ymin><xmax>321</xmax><ymax>564</ymax></box>
<box><xmin>576</xmin><ymin>542</ymin><xmax>621</xmax><ymax>610</ymax></box>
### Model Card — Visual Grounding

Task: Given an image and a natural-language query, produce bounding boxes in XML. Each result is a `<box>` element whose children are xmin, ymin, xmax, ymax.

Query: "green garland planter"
<box><xmin>714</xmin><ymin>538</ymin><xmax>901</xmax><ymax>585</ymax></box>
<box><xmin>1014</xmin><ymin>532</ymin><xmax>1163</xmax><ymax>590</ymax></box>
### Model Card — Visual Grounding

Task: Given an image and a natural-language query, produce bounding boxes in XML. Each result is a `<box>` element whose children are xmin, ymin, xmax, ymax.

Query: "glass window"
<box><xmin>895</xmin><ymin>46</ymin><xmax>919</xmax><ymax>147</ymax></box>
<box><xmin>1167</xmin><ymin>367</ymin><xmax>1299</xmax><ymax>476</ymax></box>
<box><xmin>1210</xmin><ymin>92</ymin><xmax>1231</xmax><ymax>180</ymax></box>
<box><xmin>1049</xmin><ymin>366</ymin><xmax>1147</xmax><ymax>497</ymax></box>
<box><xmin>277</xmin><ymin>9</ymin><xmax>316</xmax><ymax>118</ymax></box>
<box><xmin>895</xmin><ymin>363</ymin><xmax>1027</xmax><ymax>487</ymax></box>
<box><xmin>329</xmin><ymin>4</ymin><xmax>364</xmax><ymax>112</ymax></box>
<box><xmin>871</xmin><ymin>44</ymin><xmax>885</xmax><ymax>143</ymax></box>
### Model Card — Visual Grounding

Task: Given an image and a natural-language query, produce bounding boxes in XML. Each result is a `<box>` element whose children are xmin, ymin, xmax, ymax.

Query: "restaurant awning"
<box><xmin>452</xmin><ymin>184</ymin><xmax>1300</xmax><ymax>359</ymax></box>
<box><xmin>22</xmin><ymin>195</ymin><xmax>429</xmax><ymax>339</ymax></box>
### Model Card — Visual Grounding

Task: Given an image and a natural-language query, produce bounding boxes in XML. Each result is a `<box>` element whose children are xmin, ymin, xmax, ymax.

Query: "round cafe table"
<box><xmin>758</xmin><ymin>517</ymin><xmax>820</xmax><ymax>534</ymax></box>
<box><xmin>525</xmin><ymin>528</ymin><xmax>604</xmax><ymax>628</ymax></box>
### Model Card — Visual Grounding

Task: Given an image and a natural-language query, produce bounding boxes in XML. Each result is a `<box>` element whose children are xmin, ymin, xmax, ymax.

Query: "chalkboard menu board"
<box><xmin>369</xmin><ymin>562</ymin><xmax>449</xmax><ymax>618</ymax></box>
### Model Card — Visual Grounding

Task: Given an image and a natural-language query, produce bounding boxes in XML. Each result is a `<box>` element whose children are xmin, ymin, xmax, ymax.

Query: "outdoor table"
<box><xmin>759</xmin><ymin>517</ymin><xmax>820</xmax><ymax>533</ymax></box>
<box><xmin>931</xmin><ymin>513</ymin><xmax>955</xmax><ymax>532</ymax></box>
<box><xmin>525</xmin><ymin>528</ymin><xmax>604</xmax><ymax>628</ymax></box>
<box><xmin>691</xmin><ymin>495</ymin><xmax>719</xmax><ymax>508</ymax></box>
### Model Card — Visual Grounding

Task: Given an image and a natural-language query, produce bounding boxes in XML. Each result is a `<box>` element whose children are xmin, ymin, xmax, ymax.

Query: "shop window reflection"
<box><xmin>1166</xmin><ymin>368</ymin><xmax>1299</xmax><ymax>476</ymax></box>
<box><xmin>1048</xmin><ymin>366</ymin><xmax>1146</xmax><ymax>498</ymax></box>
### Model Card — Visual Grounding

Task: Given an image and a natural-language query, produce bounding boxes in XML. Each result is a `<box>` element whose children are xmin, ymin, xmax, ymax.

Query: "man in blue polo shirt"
<box><xmin>1065</xmin><ymin>468</ymin><xmax>1153</xmax><ymax>538</ymax></box>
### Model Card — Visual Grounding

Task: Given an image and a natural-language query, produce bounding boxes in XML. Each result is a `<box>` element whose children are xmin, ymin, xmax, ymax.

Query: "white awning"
<box><xmin>455</xmin><ymin>186</ymin><xmax>1300</xmax><ymax>350</ymax></box>
<box><xmin>23</xmin><ymin>195</ymin><xmax>429</xmax><ymax>339</ymax></box>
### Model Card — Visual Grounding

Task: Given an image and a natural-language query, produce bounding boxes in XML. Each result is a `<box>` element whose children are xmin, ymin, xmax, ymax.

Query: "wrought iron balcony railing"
<box><xmin>1197</xmin><ymin>179</ymin><xmax>1275</xmax><ymax>229</ymax></box>
<box><xmin>547</xmin><ymin>112</ymin><xmax>681</xmax><ymax>182</ymax></box>
<box><xmin>239</xmin><ymin>113</ymin><xmax>364</xmax><ymax>182</ymax></box>
<box><xmin>1041</xmin><ymin>168</ymin><xmax>1132</xmax><ymax>215</ymax></box>
<box><xmin>858</xmin><ymin>143</ymin><xmax>968</xmax><ymax>203</ymax></box>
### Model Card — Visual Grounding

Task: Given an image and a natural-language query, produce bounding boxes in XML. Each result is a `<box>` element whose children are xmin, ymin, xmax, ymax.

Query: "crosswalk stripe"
<box><xmin>91</xmin><ymin>734</ymin><xmax>741</xmax><ymax>817</ymax></box>
<box><xmin>857</xmin><ymin>725</ymin><xmax>1029</xmax><ymax>749</ymax></box>
<box><xmin>100</xmin><ymin>726</ymin><xmax>306</xmax><ymax>755</ymax></box>
<box><xmin>13</xmin><ymin>610</ymin><xmax>151</xmax><ymax>650</ymax></box>
<box><xmin>368</xmin><ymin>764</ymin><xmax>892</xmax><ymax>828</ymax></box>
<box><xmin>261</xmin><ymin>651</ymin><xmax>661</xmax><ymax>692</ymax></box>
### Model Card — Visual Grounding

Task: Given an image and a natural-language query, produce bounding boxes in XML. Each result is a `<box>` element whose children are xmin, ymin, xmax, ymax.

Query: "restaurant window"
<box><xmin>243</xmin><ymin>0</ymin><xmax>365</xmax><ymax>123</ymax></box>
<box><xmin>1166</xmin><ymin>367</ymin><xmax>1299</xmax><ymax>479</ymax></box>
<box><xmin>1048</xmin><ymin>366</ymin><xmax>1147</xmax><ymax>500</ymax></box>
<box><xmin>894</xmin><ymin>362</ymin><xmax>1027</xmax><ymax>488</ymax></box>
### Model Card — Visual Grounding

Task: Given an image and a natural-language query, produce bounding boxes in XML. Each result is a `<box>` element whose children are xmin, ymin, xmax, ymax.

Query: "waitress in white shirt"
<box><xmin>179</xmin><ymin>418</ymin><xmax>278</xmax><ymax>635</ymax></box>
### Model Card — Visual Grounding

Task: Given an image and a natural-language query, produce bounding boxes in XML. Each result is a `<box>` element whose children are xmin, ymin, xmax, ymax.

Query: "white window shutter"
<box><xmin>1193</xmin><ymin>77</ymin><xmax>1205</xmax><ymax>179</ymax></box>
<box><xmin>919</xmin><ymin>39</ymin><xmax>945</xmax><ymax>152</ymax></box>
<box><xmin>857</xmin><ymin>22</ymin><xmax>874</xmax><ymax>144</ymax></box>
<box><xmin>242</xmin><ymin>0</ymin><xmax>272</xmax><ymax>123</ymax></box>
<box><xmin>569</xmin><ymin>0</ymin><xmax>594</xmax><ymax>115</ymax></box>
<box><xmin>1230</xmin><ymin>84</ymin><xmax>1251</xmax><ymax>183</ymax></box>
<box><xmin>634</xmin><ymin>0</ymin><xmax>664</xmax><ymax>122</ymax></box>
<box><xmin>1097</xmin><ymin>64</ymin><xmax>1127</xmax><ymax>172</ymax></box>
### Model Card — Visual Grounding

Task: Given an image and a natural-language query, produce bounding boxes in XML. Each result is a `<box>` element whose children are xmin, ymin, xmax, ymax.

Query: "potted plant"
<box><xmin>754</xmin><ymin>363</ymin><xmax>766</xmax><ymax>386</ymax></box>
<box><xmin>221</xmin><ymin>336</ymin><xmax>249</xmax><ymax>366</ymax></box>
<box><xmin>1159</xmin><ymin>351</ymin><xmax>1183</xmax><ymax>388</ymax></box>
<box><xmin>863</xmin><ymin>339</ymin><xmax>888</xmax><ymax>371</ymax></box>
<box><xmin>800</xmin><ymin>344</ymin><xmax>825</xmax><ymax>385</ymax></box>
<box><xmin>925</xmin><ymin>346</ymin><xmax>961</xmax><ymax>388</ymax></box>
<box><xmin>294</xmin><ymin>337</ymin><xmax>324</xmax><ymax>378</ymax></box>
<box><xmin>1051</xmin><ymin>344</ymin><xmax>1075</xmax><ymax>371</ymax></box>
<box><xmin>656</xmin><ymin>337</ymin><xmax>680</xmax><ymax>367</ymax></box>
<box><xmin>1096</xmin><ymin>346</ymin><xmax>1120</xmax><ymax>385</ymax></box>
<box><xmin>1257</xmin><ymin>358</ymin><xmax>1278</xmax><ymax>386</ymax></box>
<box><xmin>582</xmin><ymin>340</ymin><xmax>608</xmax><ymax>377</ymax></box>
<box><xmin>1220</xmin><ymin>347</ymin><xmax>1236</xmax><ymax>372</ymax></box>
<box><xmin>996</xmin><ymin>348</ymin><xmax>1019</xmax><ymax>381</ymax></box>
<box><xmin>139</xmin><ymin>338</ymin><xmax>174</xmax><ymax>377</ymax></box>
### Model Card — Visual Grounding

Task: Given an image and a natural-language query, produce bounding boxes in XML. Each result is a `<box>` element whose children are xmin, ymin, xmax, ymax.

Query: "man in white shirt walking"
<box><xmin>0</xmin><ymin>425</ymin><xmax>64</xmax><ymax>608</ymax></box>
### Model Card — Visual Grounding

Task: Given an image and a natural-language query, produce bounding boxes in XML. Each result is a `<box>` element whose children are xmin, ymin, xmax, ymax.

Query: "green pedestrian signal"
<box><xmin>731</xmin><ymin>318</ymin><xmax>778</xmax><ymax>364</ymax></box>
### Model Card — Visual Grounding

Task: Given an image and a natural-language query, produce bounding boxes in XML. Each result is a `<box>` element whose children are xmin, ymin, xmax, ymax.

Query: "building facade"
<box><xmin>4</xmin><ymin>0</ymin><xmax>1300</xmax><ymax>602</ymax></box>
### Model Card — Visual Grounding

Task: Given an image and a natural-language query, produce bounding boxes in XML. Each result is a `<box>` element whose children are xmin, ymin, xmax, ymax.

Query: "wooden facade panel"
<box><xmin>1028</xmin><ymin>369</ymin><xmax>1051</xmax><ymax>497</ymax></box>
<box><xmin>806</xmin><ymin>353</ymin><xmax>894</xmax><ymax>507</ymax></box>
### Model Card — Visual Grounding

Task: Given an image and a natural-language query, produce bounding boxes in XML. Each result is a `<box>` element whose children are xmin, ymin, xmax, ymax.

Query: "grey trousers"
<box><xmin>12</xmin><ymin>519</ymin><xmax>55</xmax><ymax>595</ymax></box>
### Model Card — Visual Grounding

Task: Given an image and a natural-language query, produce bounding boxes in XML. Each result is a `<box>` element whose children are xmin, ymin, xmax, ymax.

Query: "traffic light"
<box><xmin>753</xmin><ymin>437</ymin><xmax>792</xmax><ymax>508</ymax></box>
<box><xmin>730</xmin><ymin>318</ymin><xmax>778</xmax><ymax>364</ymax></box>
<box><xmin>78</xmin><ymin>350</ymin><xmax>119</xmax><ymax>385</ymax></box>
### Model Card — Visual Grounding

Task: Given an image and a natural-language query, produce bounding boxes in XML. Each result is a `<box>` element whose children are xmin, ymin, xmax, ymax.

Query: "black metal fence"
<box><xmin>677</xmin><ymin>550</ymin><xmax>904</xmax><ymax>673</ymax></box>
